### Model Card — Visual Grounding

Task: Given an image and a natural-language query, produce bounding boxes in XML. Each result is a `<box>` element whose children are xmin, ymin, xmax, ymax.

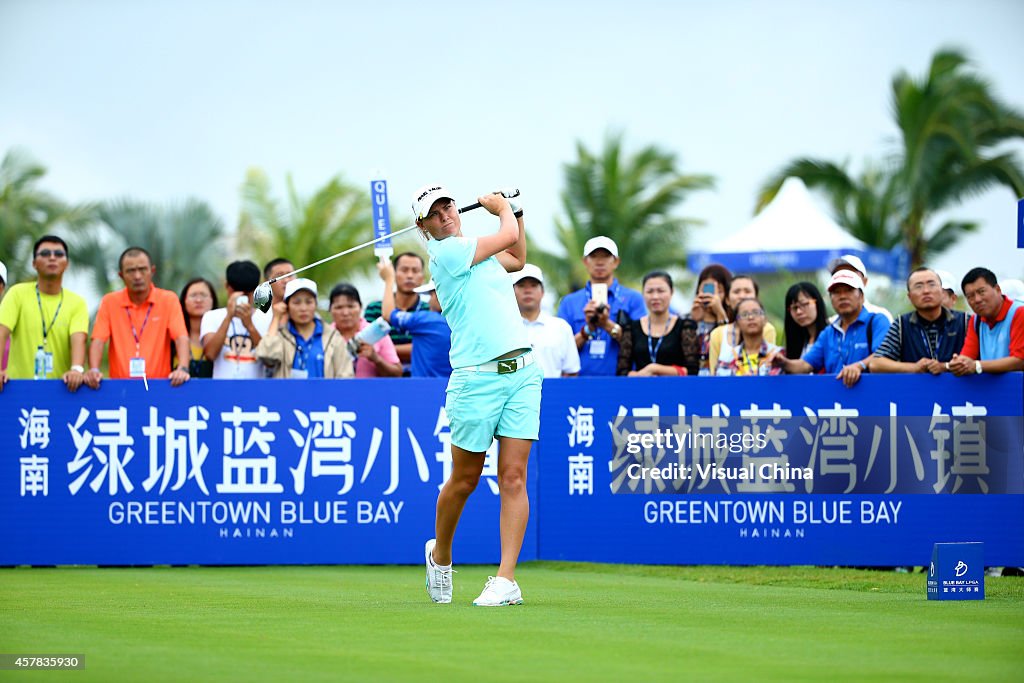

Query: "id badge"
<box><xmin>129</xmin><ymin>356</ymin><xmax>147</xmax><ymax>378</ymax></box>
<box><xmin>44</xmin><ymin>351</ymin><xmax>54</xmax><ymax>374</ymax></box>
<box><xmin>290</xmin><ymin>368</ymin><xmax>309</xmax><ymax>379</ymax></box>
<box><xmin>589</xmin><ymin>339</ymin><xmax>607</xmax><ymax>358</ymax></box>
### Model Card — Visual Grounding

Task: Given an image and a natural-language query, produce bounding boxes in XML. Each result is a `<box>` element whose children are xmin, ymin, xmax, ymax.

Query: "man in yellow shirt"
<box><xmin>0</xmin><ymin>235</ymin><xmax>89</xmax><ymax>391</ymax></box>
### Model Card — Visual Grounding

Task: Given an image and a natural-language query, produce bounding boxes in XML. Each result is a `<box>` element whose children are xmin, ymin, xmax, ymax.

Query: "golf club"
<box><xmin>251</xmin><ymin>189</ymin><xmax>520</xmax><ymax>312</ymax></box>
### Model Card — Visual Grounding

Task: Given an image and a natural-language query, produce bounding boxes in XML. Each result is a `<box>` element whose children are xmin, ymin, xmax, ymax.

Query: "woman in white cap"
<box><xmin>414</xmin><ymin>184</ymin><xmax>540</xmax><ymax>607</ymax></box>
<box><xmin>254</xmin><ymin>278</ymin><xmax>353</xmax><ymax>378</ymax></box>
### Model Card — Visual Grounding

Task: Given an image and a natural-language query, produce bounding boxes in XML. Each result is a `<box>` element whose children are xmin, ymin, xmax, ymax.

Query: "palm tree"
<box><xmin>534</xmin><ymin>133</ymin><xmax>714</xmax><ymax>297</ymax></box>
<box><xmin>237</xmin><ymin>168</ymin><xmax>389</xmax><ymax>289</ymax></box>
<box><xmin>758</xmin><ymin>48</ymin><xmax>1024</xmax><ymax>268</ymax></box>
<box><xmin>72</xmin><ymin>198</ymin><xmax>227</xmax><ymax>295</ymax></box>
<box><xmin>0</xmin><ymin>148</ymin><xmax>96</xmax><ymax>284</ymax></box>
<box><xmin>892</xmin><ymin>49</ymin><xmax>1024</xmax><ymax>265</ymax></box>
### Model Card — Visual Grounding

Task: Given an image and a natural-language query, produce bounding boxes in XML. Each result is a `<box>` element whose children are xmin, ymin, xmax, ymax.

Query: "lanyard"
<box><xmin>738</xmin><ymin>346</ymin><xmax>762</xmax><ymax>376</ymax></box>
<box><xmin>293</xmin><ymin>336</ymin><xmax>309</xmax><ymax>370</ymax></box>
<box><xmin>125</xmin><ymin>303</ymin><xmax>154</xmax><ymax>353</ymax></box>
<box><xmin>290</xmin><ymin>321</ymin><xmax>321</xmax><ymax>371</ymax></box>
<box><xmin>920</xmin><ymin>327</ymin><xmax>937</xmax><ymax>360</ymax></box>
<box><xmin>35</xmin><ymin>285</ymin><xmax>64</xmax><ymax>349</ymax></box>
<box><xmin>647</xmin><ymin>317</ymin><xmax>669</xmax><ymax>363</ymax></box>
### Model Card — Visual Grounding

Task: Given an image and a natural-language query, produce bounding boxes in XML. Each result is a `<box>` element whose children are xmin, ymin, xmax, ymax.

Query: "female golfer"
<box><xmin>414</xmin><ymin>184</ymin><xmax>540</xmax><ymax>607</ymax></box>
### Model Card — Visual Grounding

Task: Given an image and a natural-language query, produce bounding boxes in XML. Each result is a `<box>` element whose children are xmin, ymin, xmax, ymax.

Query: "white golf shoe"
<box><xmin>472</xmin><ymin>576</ymin><xmax>523</xmax><ymax>606</ymax></box>
<box><xmin>424</xmin><ymin>539</ymin><xmax>453</xmax><ymax>603</ymax></box>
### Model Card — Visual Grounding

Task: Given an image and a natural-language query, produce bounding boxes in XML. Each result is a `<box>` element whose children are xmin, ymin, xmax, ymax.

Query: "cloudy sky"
<box><xmin>2</xmin><ymin>0</ymin><xmax>1022</xmax><ymax>290</ymax></box>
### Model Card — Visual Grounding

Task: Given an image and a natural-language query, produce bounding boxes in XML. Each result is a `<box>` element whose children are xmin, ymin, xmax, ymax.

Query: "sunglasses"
<box><xmin>36</xmin><ymin>249</ymin><xmax>67</xmax><ymax>259</ymax></box>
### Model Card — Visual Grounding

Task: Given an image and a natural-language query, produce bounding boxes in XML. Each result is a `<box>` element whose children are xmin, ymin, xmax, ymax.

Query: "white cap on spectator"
<box><xmin>511</xmin><ymin>264</ymin><xmax>544</xmax><ymax>286</ymax></box>
<box><xmin>413</xmin><ymin>280</ymin><xmax>436</xmax><ymax>294</ymax></box>
<box><xmin>284</xmin><ymin>277</ymin><xmax>317</xmax><ymax>301</ymax></box>
<box><xmin>411</xmin><ymin>184</ymin><xmax>454</xmax><ymax>221</ymax></box>
<box><xmin>583</xmin><ymin>236</ymin><xmax>618</xmax><ymax>258</ymax></box>
<box><xmin>934</xmin><ymin>269</ymin><xmax>957</xmax><ymax>293</ymax></box>
<box><xmin>827</xmin><ymin>270</ymin><xmax>865</xmax><ymax>292</ymax></box>
<box><xmin>828</xmin><ymin>254</ymin><xmax>867</xmax><ymax>278</ymax></box>
<box><xmin>0</xmin><ymin>260</ymin><xmax>7</xmax><ymax>285</ymax></box>
<box><xmin>1001</xmin><ymin>278</ymin><xmax>1024</xmax><ymax>302</ymax></box>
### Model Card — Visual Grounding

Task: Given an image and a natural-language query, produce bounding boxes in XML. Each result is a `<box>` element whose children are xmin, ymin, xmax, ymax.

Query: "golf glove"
<box><xmin>509</xmin><ymin>198</ymin><xmax>522</xmax><ymax>215</ymax></box>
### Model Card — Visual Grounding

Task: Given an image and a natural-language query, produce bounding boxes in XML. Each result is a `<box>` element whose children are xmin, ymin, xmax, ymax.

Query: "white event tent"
<box><xmin>688</xmin><ymin>177</ymin><xmax>907</xmax><ymax>277</ymax></box>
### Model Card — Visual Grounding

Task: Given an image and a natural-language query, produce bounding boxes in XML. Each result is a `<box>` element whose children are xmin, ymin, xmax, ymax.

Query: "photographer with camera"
<box><xmin>200</xmin><ymin>260</ymin><xmax>274</xmax><ymax>379</ymax></box>
<box><xmin>687</xmin><ymin>264</ymin><xmax>732</xmax><ymax>375</ymax></box>
<box><xmin>556</xmin><ymin>237</ymin><xmax>646</xmax><ymax>376</ymax></box>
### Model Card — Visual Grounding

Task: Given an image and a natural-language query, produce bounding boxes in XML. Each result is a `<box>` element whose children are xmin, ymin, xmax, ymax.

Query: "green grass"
<box><xmin>1</xmin><ymin>563</ymin><xmax>1021</xmax><ymax>682</ymax></box>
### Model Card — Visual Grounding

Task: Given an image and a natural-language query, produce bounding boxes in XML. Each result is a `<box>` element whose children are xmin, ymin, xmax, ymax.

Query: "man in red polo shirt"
<box><xmin>948</xmin><ymin>266</ymin><xmax>1024</xmax><ymax>376</ymax></box>
<box><xmin>84</xmin><ymin>247</ymin><xmax>191</xmax><ymax>388</ymax></box>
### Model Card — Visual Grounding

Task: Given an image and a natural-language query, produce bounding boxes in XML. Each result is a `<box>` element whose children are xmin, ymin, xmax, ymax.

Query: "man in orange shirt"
<box><xmin>84</xmin><ymin>247</ymin><xmax>191</xmax><ymax>388</ymax></box>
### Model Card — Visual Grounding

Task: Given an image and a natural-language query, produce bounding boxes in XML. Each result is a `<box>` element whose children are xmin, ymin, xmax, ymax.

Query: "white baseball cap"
<box><xmin>511</xmin><ymin>263</ymin><xmax>544</xmax><ymax>286</ymax></box>
<box><xmin>413</xmin><ymin>280</ymin><xmax>436</xmax><ymax>294</ymax></box>
<box><xmin>583</xmin><ymin>236</ymin><xmax>619</xmax><ymax>258</ymax></box>
<box><xmin>1001</xmin><ymin>278</ymin><xmax>1024</xmax><ymax>302</ymax></box>
<box><xmin>284</xmin><ymin>277</ymin><xmax>318</xmax><ymax>301</ymax></box>
<box><xmin>933</xmin><ymin>269</ymin><xmax>957</xmax><ymax>293</ymax></box>
<box><xmin>411</xmin><ymin>184</ymin><xmax>454</xmax><ymax>220</ymax></box>
<box><xmin>0</xmin><ymin>260</ymin><xmax>7</xmax><ymax>285</ymax></box>
<box><xmin>827</xmin><ymin>270</ymin><xmax>865</xmax><ymax>292</ymax></box>
<box><xmin>828</xmin><ymin>254</ymin><xmax>867</xmax><ymax>278</ymax></box>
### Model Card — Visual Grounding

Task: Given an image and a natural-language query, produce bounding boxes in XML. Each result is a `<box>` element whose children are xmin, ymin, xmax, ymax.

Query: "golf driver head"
<box><xmin>253</xmin><ymin>282</ymin><xmax>273</xmax><ymax>313</ymax></box>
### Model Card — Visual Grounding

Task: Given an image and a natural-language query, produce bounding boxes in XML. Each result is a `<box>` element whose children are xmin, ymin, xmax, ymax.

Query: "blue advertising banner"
<box><xmin>1</xmin><ymin>379</ymin><xmax>537</xmax><ymax>565</ymax></box>
<box><xmin>370</xmin><ymin>179</ymin><xmax>393</xmax><ymax>256</ymax></box>
<box><xmin>2</xmin><ymin>375</ymin><xmax>1022</xmax><ymax>566</ymax></box>
<box><xmin>539</xmin><ymin>375</ymin><xmax>1024</xmax><ymax>566</ymax></box>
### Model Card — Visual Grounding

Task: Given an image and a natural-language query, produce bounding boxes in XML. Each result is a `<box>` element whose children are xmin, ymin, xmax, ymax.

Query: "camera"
<box><xmin>236</xmin><ymin>295</ymin><xmax>248</xmax><ymax>307</ymax></box>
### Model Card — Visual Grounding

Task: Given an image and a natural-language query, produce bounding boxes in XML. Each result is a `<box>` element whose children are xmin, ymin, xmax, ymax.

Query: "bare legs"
<box><xmin>431</xmin><ymin>437</ymin><xmax>532</xmax><ymax>582</ymax></box>
<box><xmin>432</xmin><ymin>445</ymin><xmax>482</xmax><ymax>566</ymax></box>
<box><xmin>495</xmin><ymin>437</ymin><xmax>531</xmax><ymax>580</ymax></box>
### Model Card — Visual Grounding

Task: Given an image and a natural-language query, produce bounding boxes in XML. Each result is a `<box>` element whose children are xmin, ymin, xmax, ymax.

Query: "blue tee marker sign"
<box><xmin>1018</xmin><ymin>197</ymin><xmax>1023</xmax><ymax>248</ymax></box>
<box><xmin>927</xmin><ymin>542</ymin><xmax>984</xmax><ymax>600</ymax></box>
<box><xmin>371</xmin><ymin>179</ymin><xmax>393</xmax><ymax>257</ymax></box>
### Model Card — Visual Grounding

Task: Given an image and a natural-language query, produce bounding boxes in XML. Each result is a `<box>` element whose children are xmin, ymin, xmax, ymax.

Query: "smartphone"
<box><xmin>701</xmin><ymin>283</ymin><xmax>716</xmax><ymax>295</ymax></box>
<box><xmin>591</xmin><ymin>283</ymin><xmax>608</xmax><ymax>307</ymax></box>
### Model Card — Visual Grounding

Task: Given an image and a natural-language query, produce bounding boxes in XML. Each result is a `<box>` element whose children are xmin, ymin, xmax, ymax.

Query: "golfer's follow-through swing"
<box><xmin>254</xmin><ymin>184</ymin><xmax>540</xmax><ymax>606</ymax></box>
<box><xmin>410</xmin><ymin>183</ymin><xmax>541</xmax><ymax>607</ymax></box>
<box><xmin>250</xmin><ymin>189</ymin><xmax>521</xmax><ymax>313</ymax></box>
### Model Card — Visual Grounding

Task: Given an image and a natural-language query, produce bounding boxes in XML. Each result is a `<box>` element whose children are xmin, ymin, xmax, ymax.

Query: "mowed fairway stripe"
<box><xmin>1</xmin><ymin>564</ymin><xmax>1021</xmax><ymax>682</ymax></box>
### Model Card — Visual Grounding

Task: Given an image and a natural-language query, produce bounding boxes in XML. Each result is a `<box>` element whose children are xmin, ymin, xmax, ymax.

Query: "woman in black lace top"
<box><xmin>622</xmin><ymin>271</ymin><xmax>699</xmax><ymax>376</ymax></box>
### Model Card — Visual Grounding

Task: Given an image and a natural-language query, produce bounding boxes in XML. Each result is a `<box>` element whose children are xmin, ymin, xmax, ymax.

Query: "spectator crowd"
<box><xmin>1</xmin><ymin>233</ymin><xmax>1022</xmax><ymax>390</ymax></box>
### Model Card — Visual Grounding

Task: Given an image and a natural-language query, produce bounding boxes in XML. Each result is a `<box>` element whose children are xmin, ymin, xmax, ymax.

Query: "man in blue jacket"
<box><xmin>777</xmin><ymin>269</ymin><xmax>890</xmax><ymax>387</ymax></box>
<box><xmin>556</xmin><ymin>237</ymin><xmax>646</xmax><ymax>376</ymax></box>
